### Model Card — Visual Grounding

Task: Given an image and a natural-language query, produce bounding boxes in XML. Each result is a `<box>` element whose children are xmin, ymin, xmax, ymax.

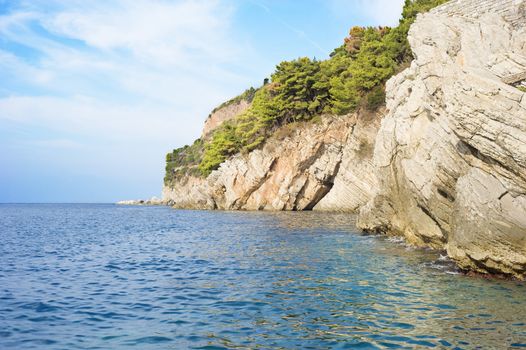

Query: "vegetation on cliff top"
<box><xmin>164</xmin><ymin>139</ymin><xmax>204</xmax><ymax>184</ymax></box>
<box><xmin>164</xmin><ymin>0</ymin><xmax>448</xmax><ymax>185</ymax></box>
<box><xmin>210</xmin><ymin>87</ymin><xmax>257</xmax><ymax>114</ymax></box>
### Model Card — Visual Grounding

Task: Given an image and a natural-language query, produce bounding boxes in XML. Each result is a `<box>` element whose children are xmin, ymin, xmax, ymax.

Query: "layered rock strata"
<box><xmin>358</xmin><ymin>0</ymin><xmax>526</xmax><ymax>279</ymax></box>
<box><xmin>163</xmin><ymin>113</ymin><xmax>381</xmax><ymax>211</ymax></box>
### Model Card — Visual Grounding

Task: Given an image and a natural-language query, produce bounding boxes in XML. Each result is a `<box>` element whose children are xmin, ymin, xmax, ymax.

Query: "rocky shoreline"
<box><xmin>160</xmin><ymin>0</ymin><xmax>526</xmax><ymax>279</ymax></box>
<box><xmin>357</xmin><ymin>3</ymin><xmax>526</xmax><ymax>279</ymax></box>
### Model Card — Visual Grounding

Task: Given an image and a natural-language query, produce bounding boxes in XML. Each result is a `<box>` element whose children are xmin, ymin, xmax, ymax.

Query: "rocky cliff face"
<box><xmin>201</xmin><ymin>100</ymin><xmax>251</xmax><ymax>139</ymax></box>
<box><xmin>358</xmin><ymin>0</ymin><xmax>526</xmax><ymax>279</ymax></box>
<box><xmin>163</xmin><ymin>0</ymin><xmax>526</xmax><ymax>279</ymax></box>
<box><xmin>163</xmin><ymin>112</ymin><xmax>381</xmax><ymax>211</ymax></box>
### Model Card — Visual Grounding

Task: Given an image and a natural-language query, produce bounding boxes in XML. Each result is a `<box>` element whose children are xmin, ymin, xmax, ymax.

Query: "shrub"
<box><xmin>164</xmin><ymin>139</ymin><xmax>204</xmax><ymax>185</ymax></box>
<box><xmin>211</xmin><ymin>87</ymin><xmax>258</xmax><ymax>113</ymax></box>
<box><xmin>365</xmin><ymin>86</ymin><xmax>386</xmax><ymax>111</ymax></box>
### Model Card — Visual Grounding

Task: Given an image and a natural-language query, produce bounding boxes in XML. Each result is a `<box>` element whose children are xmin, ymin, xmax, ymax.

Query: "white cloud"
<box><xmin>43</xmin><ymin>0</ymin><xmax>237</xmax><ymax>65</ymax></box>
<box><xmin>0</xmin><ymin>0</ymin><xmax>252</xmax><ymax>145</ymax></box>
<box><xmin>22</xmin><ymin>138</ymin><xmax>85</xmax><ymax>150</ymax></box>
<box><xmin>0</xmin><ymin>0</ymin><xmax>257</xmax><ymax>201</ymax></box>
<box><xmin>0</xmin><ymin>95</ymin><xmax>201</xmax><ymax>142</ymax></box>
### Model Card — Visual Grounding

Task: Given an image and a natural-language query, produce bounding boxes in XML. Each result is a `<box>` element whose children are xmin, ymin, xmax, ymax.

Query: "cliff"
<box><xmin>163</xmin><ymin>0</ymin><xmax>526</xmax><ymax>279</ymax></box>
<box><xmin>201</xmin><ymin>97</ymin><xmax>252</xmax><ymax>139</ymax></box>
<box><xmin>163</xmin><ymin>112</ymin><xmax>380</xmax><ymax>211</ymax></box>
<box><xmin>358</xmin><ymin>0</ymin><xmax>526</xmax><ymax>279</ymax></box>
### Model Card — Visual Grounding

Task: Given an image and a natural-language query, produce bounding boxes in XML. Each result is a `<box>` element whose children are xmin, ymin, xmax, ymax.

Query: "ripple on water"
<box><xmin>0</xmin><ymin>205</ymin><xmax>525</xmax><ymax>349</ymax></box>
<box><xmin>126</xmin><ymin>336</ymin><xmax>173</xmax><ymax>345</ymax></box>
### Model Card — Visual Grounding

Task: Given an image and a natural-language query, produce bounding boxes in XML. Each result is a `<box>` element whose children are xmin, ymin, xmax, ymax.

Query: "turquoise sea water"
<box><xmin>0</xmin><ymin>204</ymin><xmax>525</xmax><ymax>349</ymax></box>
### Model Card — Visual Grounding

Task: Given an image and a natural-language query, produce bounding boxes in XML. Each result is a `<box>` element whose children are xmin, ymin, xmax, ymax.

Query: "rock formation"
<box><xmin>163</xmin><ymin>112</ymin><xmax>381</xmax><ymax>211</ymax></box>
<box><xmin>163</xmin><ymin>0</ymin><xmax>526</xmax><ymax>279</ymax></box>
<box><xmin>358</xmin><ymin>0</ymin><xmax>526</xmax><ymax>279</ymax></box>
<box><xmin>116</xmin><ymin>197</ymin><xmax>164</xmax><ymax>206</ymax></box>
<box><xmin>201</xmin><ymin>99</ymin><xmax>251</xmax><ymax>139</ymax></box>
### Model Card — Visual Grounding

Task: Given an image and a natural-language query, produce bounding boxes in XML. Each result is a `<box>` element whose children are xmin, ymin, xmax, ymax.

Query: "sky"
<box><xmin>0</xmin><ymin>0</ymin><xmax>404</xmax><ymax>203</ymax></box>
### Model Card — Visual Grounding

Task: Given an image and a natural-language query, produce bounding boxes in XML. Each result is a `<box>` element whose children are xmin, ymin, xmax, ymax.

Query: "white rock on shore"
<box><xmin>162</xmin><ymin>113</ymin><xmax>381</xmax><ymax>211</ymax></box>
<box><xmin>116</xmin><ymin>197</ymin><xmax>164</xmax><ymax>206</ymax></box>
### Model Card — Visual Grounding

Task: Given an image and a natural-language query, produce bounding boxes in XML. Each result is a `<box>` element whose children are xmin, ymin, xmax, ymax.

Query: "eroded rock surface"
<box><xmin>314</xmin><ymin>114</ymin><xmax>379</xmax><ymax>212</ymax></box>
<box><xmin>201</xmin><ymin>100</ymin><xmax>251</xmax><ymax>139</ymax></box>
<box><xmin>358</xmin><ymin>1</ymin><xmax>526</xmax><ymax>279</ymax></box>
<box><xmin>163</xmin><ymin>114</ymin><xmax>381</xmax><ymax>211</ymax></box>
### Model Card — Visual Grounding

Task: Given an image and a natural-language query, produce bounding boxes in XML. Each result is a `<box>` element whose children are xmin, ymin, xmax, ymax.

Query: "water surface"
<box><xmin>0</xmin><ymin>204</ymin><xmax>525</xmax><ymax>349</ymax></box>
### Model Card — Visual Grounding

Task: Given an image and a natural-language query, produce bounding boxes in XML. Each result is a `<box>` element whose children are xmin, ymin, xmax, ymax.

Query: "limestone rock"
<box><xmin>163</xmin><ymin>114</ymin><xmax>381</xmax><ymax>211</ymax></box>
<box><xmin>449</xmin><ymin>168</ymin><xmax>526</xmax><ymax>277</ymax></box>
<box><xmin>358</xmin><ymin>1</ymin><xmax>526</xmax><ymax>279</ymax></box>
<box><xmin>201</xmin><ymin>100</ymin><xmax>251</xmax><ymax>139</ymax></box>
<box><xmin>314</xmin><ymin>113</ymin><xmax>380</xmax><ymax>212</ymax></box>
<box><xmin>116</xmin><ymin>196</ymin><xmax>165</xmax><ymax>206</ymax></box>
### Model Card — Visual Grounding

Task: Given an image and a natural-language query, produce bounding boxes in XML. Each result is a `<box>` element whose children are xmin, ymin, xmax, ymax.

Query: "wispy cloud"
<box><xmin>0</xmin><ymin>95</ymin><xmax>196</xmax><ymax>141</ymax></box>
<box><xmin>43</xmin><ymin>0</ymin><xmax>237</xmax><ymax>65</ymax></box>
<box><xmin>0</xmin><ymin>0</ymin><xmax>254</xmax><ymax>200</ymax></box>
<box><xmin>0</xmin><ymin>0</ymin><xmax>248</xmax><ymax>117</ymax></box>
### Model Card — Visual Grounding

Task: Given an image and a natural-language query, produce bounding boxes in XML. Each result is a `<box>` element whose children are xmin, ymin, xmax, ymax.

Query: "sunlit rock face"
<box><xmin>163</xmin><ymin>113</ymin><xmax>381</xmax><ymax>212</ymax></box>
<box><xmin>358</xmin><ymin>0</ymin><xmax>526</xmax><ymax>279</ymax></box>
<box><xmin>201</xmin><ymin>100</ymin><xmax>251</xmax><ymax>139</ymax></box>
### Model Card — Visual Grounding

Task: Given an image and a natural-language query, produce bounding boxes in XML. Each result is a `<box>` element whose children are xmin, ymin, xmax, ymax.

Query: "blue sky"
<box><xmin>0</xmin><ymin>0</ymin><xmax>404</xmax><ymax>203</ymax></box>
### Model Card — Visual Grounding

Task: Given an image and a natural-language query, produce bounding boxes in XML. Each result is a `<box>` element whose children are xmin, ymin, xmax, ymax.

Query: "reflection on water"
<box><xmin>0</xmin><ymin>205</ymin><xmax>525</xmax><ymax>349</ymax></box>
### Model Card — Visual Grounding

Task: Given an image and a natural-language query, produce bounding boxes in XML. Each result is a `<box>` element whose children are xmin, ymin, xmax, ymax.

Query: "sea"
<box><xmin>0</xmin><ymin>204</ymin><xmax>525</xmax><ymax>349</ymax></box>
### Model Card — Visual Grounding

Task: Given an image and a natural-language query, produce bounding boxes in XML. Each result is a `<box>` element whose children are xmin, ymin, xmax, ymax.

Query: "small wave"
<box><xmin>104</xmin><ymin>263</ymin><xmax>122</xmax><ymax>270</ymax></box>
<box><xmin>127</xmin><ymin>336</ymin><xmax>173</xmax><ymax>345</ymax></box>
<box><xmin>20</xmin><ymin>339</ymin><xmax>58</xmax><ymax>346</ymax></box>
<box><xmin>19</xmin><ymin>302</ymin><xmax>60</xmax><ymax>313</ymax></box>
<box><xmin>421</xmin><ymin>260</ymin><xmax>460</xmax><ymax>276</ymax></box>
<box><xmin>445</xmin><ymin>270</ymin><xmax>461</xmax><ymax>275</ymax></box>
<box><xmin>386</xmin><ymin>236</ymin><xmax>405</xmax><ymax>244</ymax></box>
